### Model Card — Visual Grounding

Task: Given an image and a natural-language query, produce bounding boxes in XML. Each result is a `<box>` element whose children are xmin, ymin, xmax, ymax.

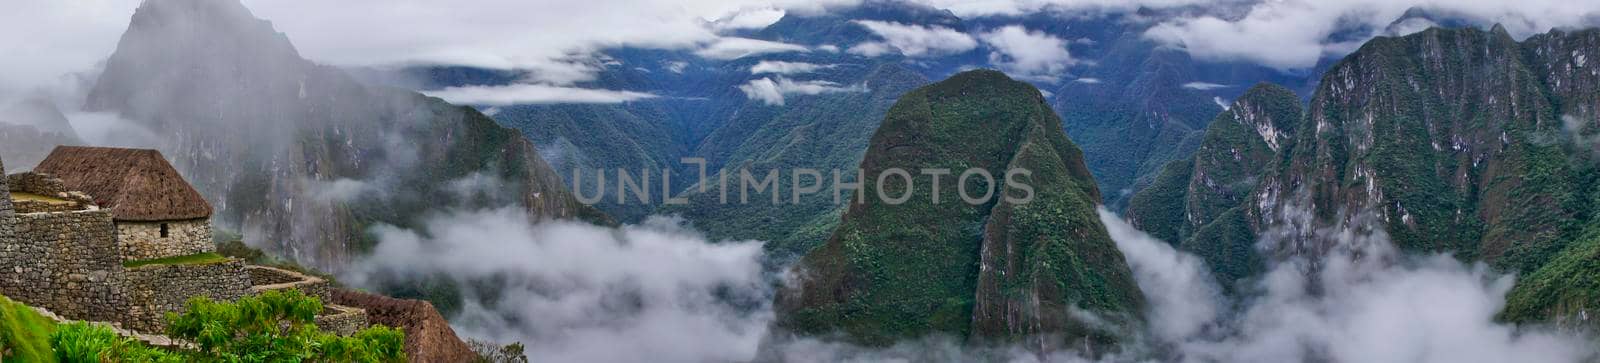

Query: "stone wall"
<box><xmin>117</xmin><ymin>218</ymin><xmax>213</xmax><ymax>261</ymax></box>
<box><xmin>122</xmin><ymin>259</ymin><xmax>251</xmax><ymax>332</ymax></box>
<box><xmin>13</xmin><ymin>199</ymin><xmax>85</xmax><ymax>214</ymax></box>
<box><xmin>315</xmin><ymin>304</ymin><xmax>370</xmax><ymax>336</ymax></box>
<box><xmin>6</xmin><ymin>172</ymin><xmax>95</xmax><ymax>214</ymax></box>
<box><xmin>0</xmin><ymin>209</ymin><xmax>129</xmax><ymax>322</ymax></box>
<box><xmin>8</xmin><ymin>172</ymin><xmax>68</xmax><ymax>195</ymax></box>
<box><xmin>0</xmin><ymin>156</ymin><xmax>12</xmax><ymax>248</ymax></box>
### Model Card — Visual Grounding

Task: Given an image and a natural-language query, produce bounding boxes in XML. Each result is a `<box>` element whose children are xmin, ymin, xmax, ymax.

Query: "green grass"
<box><xmin>1</xmin><ymin>294</ymin><xmax>59</xmax><ymax>362</ymax></box>
<box><xmin>122</xmin><ymin>252</ymin><xmax>229</xmax><ymax>268</ymax></box>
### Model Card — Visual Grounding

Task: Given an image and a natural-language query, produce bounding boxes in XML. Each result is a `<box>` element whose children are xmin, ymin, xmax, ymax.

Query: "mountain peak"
<box><xmin>123</xmin><ymin>0</ymin><xmax>300</xmax><ymax>59</ymax></box>
<box><xmin>1490</xmin><ymin>22</ymin><xmax>1511</xmax><ymax>36</ymax></box>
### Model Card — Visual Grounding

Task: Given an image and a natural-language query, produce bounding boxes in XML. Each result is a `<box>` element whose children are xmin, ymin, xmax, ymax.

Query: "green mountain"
<box><xmin>1124</xmin><ymin>83</ymin><xmax>1301</xmax><ymax>287</ymax></box>
<box><xmin>1126</xmin><ymin>25</ymin><xmax>1600</xmax><ymax>326</ymax></box>
<box><xmin>83</xmin><ymin>0</ymin><xmax>606</xmax><ymax>270</ymax></box>
<box><xmin>776</xmin><ymin>70</ymin><xmax>1143</xmax><ymax>350</ymax></box>
<box><xmin>663</xmin><ymin>64</ymin><xmax>930</xmax><ymax>258</ymax></box>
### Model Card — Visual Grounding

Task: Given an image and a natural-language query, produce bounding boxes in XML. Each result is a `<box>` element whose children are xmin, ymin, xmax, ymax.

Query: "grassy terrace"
<box><xmin>122</xmin><ymin>252</ymin><xmax>229</xmax><ymax>268</ymax></box>
<box><xmin>9</xmin><ymin>192</ymin><xmax>69</xmax><ymax>204</ymax></box>
<box><xmin>0</xmin><ymin>294</ymin><xmax>57</xmax><ymax>362</ymax></box>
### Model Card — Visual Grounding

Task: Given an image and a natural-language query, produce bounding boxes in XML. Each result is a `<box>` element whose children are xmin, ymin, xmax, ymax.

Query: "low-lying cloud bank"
<box><xmin>737</xmin><ymin>76</ymin><xmax>866</xmax><ymax>106</ymax></box>
<box><xmin>1100</xmin><ymin>208</ymin><xmax>1596</xmax><ymax>363</ymax></box>
<box><xmin>422</xmin><ymin>84</ymin><xmax>658</xmax><ymax>105</ymax></box>
<box><xmin>342</xmin><ymin>204</ymin><xmax>1596</xmax><ymax>363</ymax></box>
<box><xmin>346</xmin><ymin>209</ymin><xmax>772</xmax><ymax>362</ymax></box>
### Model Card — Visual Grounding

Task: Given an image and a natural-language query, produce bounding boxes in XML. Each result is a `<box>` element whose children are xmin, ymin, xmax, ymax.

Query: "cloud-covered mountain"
<box><xmin>0</xmin><ymin>97</ymin><xmax>83</xmax><ymax>169</ymax></box>
<box><xmin>1126</xmin><ymin>25</ymin><xmax>1600</xmax><ymax>329</ymax></box>
<box><xmin>83</xmin><ymin>0</ymin><xmax>606</xmax><ymax>270</ymax></box>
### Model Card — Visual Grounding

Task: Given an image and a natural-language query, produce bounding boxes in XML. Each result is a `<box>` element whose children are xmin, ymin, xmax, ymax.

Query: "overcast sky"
<box><xmin>3</xmin><ymin>0</ymin><xmax>1598</xmax><ymax>100</ymax></box>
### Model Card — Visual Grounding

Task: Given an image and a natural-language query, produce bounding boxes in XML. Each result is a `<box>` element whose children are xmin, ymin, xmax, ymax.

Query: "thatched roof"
<box><xmin>33</xmin><ymin>146</ymin><xmax>212</xmax><ymax>221</ymax></box>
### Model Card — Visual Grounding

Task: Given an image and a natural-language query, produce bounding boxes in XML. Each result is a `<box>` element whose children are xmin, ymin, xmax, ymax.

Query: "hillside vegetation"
<box><xmin>1124</xmin><ymin>26</ymin><xmax>1600</xmax><ymax>326</ymax></box>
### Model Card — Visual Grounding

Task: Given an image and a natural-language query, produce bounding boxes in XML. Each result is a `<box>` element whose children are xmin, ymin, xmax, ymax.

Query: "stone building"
<box><xmin>33</xmin><ymin>146</ymin><xmax>215</xmax><ymax>260</ymax></box>
<box><xmin>0</xmin><ymin>150</ymin><xmax>367</xmax><ymax>334</ymax></box>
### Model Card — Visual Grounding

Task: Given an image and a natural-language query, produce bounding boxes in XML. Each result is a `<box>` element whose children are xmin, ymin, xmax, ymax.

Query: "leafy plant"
<box><xmin>51</xmin><ymin>322</ymin><xmax>183</xmax><ymax>363</ymax></box>
<box><xmin>165</xmin><ymin>289</ymin><xmax>406</xmax><ymax>362</ymax></box>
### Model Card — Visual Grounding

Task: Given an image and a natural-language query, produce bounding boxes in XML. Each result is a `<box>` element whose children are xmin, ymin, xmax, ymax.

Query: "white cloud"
<box><xmin>736</xmin><ymin>76</ymin><xmax>865</xmax><ymax>106</ymax></box>
<box><xmin>664</xmin><ymin>61</ymin><xmax>690</xmax><ymax>74</ymax></box>
<box><xmin>0</xmin><ymin>0</ymin><xmax>137</xmax><ymax>96</ymax></box>
<box><xmin>1144</xmin><ymin>0</ymin><xmax>1600</xmax><ymax>70</ymax></box>
<box><xmin>347</xmin><ymin>210</ymin><xmax>771</xmax><ymax>363</ymax></box>
<box><xmin>846</xmin><ymin>42</ymin><xmax>896</xmax><ymax>57</ymax></box>
<box><xmin>1099</xmin><ymin>208</ymin><xmax>1597</xmax><ymax>363</ymax></box>
<box><xmin>1214</xmin><ymin>96</ymin><xmax>1230</xmax><ymax>110</ymax></box>
<box><xmin>749</xmin><ymin>61</ymin><xmax>834</xmax><ymax>75</ymax></box>
<box><xmin>1387</xmin><ymin>17</ymin><xmax>1440</xmax><ymax>37</ymax></box>
<box><xmin>979</xmin><ymin>25</ymin><xmax>1075</xmax><ymax>81</ymax></box>
<box><xmin>1073</xmin><ymin>77</ymin><xmax>1102</xmax><ymax>84</ymax></box>
<box><xmin>906</xmin><ymin>0</ymin><xmax>1211</xmax><ymax>17</ymax></box>
<box><xmin>692</xmin><ymin>37</ymin><xmax>810</xmax><ymax>60</ymax></box>
<box><xmin>1182</xmin><ymin>81</ymin><xmax>1230</xmax><ymax>90</ymax></box>
<box><xmin>708</xmin><ymin>7</ymin><xmax>787</xmax><ymax>32</ymax></box>
<box><xmin>305</xmin><ymin>178</ymin><xmax>376</xmax><ymax>202</ymax></box>
<box><xmin>64</xmin><ymin>111</ymin><xmax>162</xmax><ymax>149</ymax></box>
<box><xmin>850</xmin><ymin>20</ymin><xmax>978</xmax><ymax>57</ymax></box>
<box><xmin>423</xmin><ymin>84</ymin><xmax>656</xmax><ymax>105</ymax></box>
<box><xmin>0</xmin><ymin>0</ymin><xmax>862</xmax><ymax>95</ymax></box>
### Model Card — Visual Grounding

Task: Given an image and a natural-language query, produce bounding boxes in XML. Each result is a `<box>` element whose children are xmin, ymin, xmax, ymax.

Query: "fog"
<box><xmin>339</xmin><ymin>203</ymin><xmax>1593</xmax><ymax>362</ymax></box>
<box><xmin>345</xmin><ymin>209</ymin><xmax>772</xmax><ymax>362</ymax></box>
<box><xmin>1100</xmin><ymin>208</ymin><xmax>1595</xmax><ymax>363</ymax></box>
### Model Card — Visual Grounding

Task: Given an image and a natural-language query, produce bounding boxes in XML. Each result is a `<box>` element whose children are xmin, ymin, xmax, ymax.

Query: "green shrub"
<box><xmin>166</xmin><ymin>289</ymin><xmax>406</xmax><ymax>362</ymax></box>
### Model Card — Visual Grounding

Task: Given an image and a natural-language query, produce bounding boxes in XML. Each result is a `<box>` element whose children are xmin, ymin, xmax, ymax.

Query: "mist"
<box><xmin>344</xmin><ymin>209</ymin><xmax>772</xmax><ymax>362</ymax></box>
<box><xmin>335</xmin><ymin>199</ymin><xmax>1598</xmax><ymax>363</ymax></box>
<box><xmin>1099</xmin><ymin>208</ymin><xmax>1597</xmax><ymax>363</ymax></box>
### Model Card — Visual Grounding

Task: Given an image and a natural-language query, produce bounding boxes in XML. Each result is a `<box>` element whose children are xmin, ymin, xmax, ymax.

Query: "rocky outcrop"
<box><xmin>332</xmin><ymin>289</ymin><xmax>476</xmax><ymax>362</ymax></box>
<box><xmin>776</xmin><ymin>70</ymin><xmax>1143</xmax><ymax>352</ymax></box>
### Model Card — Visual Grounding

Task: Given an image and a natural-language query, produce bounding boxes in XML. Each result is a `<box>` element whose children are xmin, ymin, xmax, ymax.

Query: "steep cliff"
<box><xmin>1124</xmin><ymin>83</ymin><xmax>1302</xmax><ymax>286</ymax></box>
<box><xmin>776</xmin><ymin>70</ymin><xmax>1143</xmax><ymax>351</ymax></box>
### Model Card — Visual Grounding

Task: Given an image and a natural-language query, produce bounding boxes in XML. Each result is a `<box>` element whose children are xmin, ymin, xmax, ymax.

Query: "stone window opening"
<box><xmin>160</xmin><ymin>223</ymin><xmax>169</xmax><ymax>238</ymax></box>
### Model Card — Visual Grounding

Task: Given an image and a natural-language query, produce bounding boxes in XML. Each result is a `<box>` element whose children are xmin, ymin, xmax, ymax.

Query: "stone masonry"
<box><xmin>117</xmin><ymin>219</ymin><xmax>213</xmax><ymax>261</ymax></box>
<box><xmin>0</xmin><ymin>209</ymin><xmax>130</xmax><ymax>323</ymax></box>
<box><xmin>0</xmin><ymin>157</ymin><xmax>12</xmax><ymax>250</ymax></box>
<box><xmin>122</xmin><ymin>259</ymin><xmax>252</xmax><ymax>332</ymax></box>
